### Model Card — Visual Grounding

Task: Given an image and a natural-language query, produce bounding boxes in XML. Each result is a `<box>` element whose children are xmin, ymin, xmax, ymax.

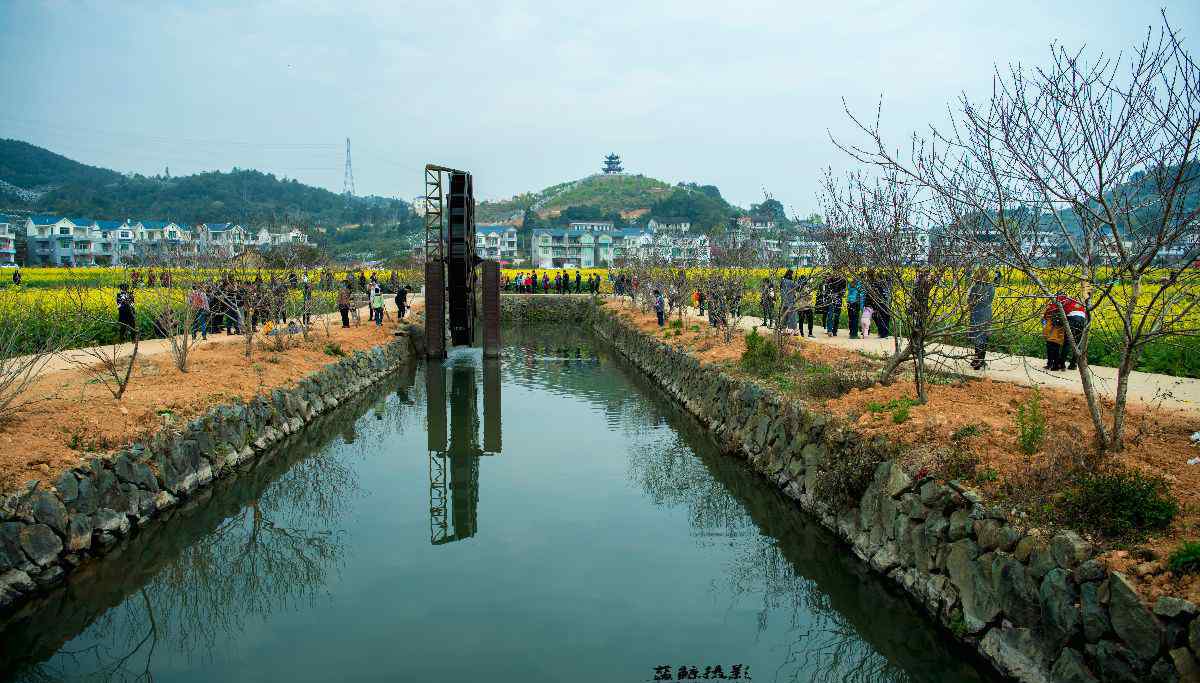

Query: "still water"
<box><xmin>1</xmin><ymin>328</ymin><xmax>994</xmax><ymax>683</ymax></box>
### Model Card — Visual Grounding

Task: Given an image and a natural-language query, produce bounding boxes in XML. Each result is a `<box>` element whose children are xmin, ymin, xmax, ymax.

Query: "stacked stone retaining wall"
<box><xmin>0</xmin><ymin>326</ymin><xmax>420</xmax><ymax>617</ymax></box>
<box><xmin>588</xmin><ymin>302</ymin><xmax>1200</xmax><ymax>683</ymax></box>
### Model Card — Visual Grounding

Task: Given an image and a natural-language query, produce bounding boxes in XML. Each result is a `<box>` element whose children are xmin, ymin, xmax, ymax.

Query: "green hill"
<box><xmin>477</xmin><ymin>173</ymin><xmax>740</xmax><ymax>233</ymax></box>
<box><xmin>0</xmin><ymin>139</ymin><xmax>408</xmax><ymax>230</ymax></box>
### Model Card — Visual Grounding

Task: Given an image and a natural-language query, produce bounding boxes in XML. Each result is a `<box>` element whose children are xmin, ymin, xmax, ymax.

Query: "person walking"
<box><xmin>189</xmin><ymin>284</ymin><xmax>209</xmax><ymax>341</ymax></box>
<box><xmin>967</xmin><ymin>268</ymin><xmax>999</xmax><ymax>370</ymax></box>
<box><xmin>575</xmin><ymin>270</ymin><xmax>582</xmax><ymax>294</ymax></box>
<box><xmin>846</xmin><ymin>278</ymin><xmax>864</xmax><ymax>339</ymax></box>
<box><xmin>338</xmin><ymin>283</ymin><xmax>352</xmax><ymax>328</ymax></box>
<box><xmin>760</xmin><ymin>277</ymin><xmax>775</xmax><ymax>329</ymax></box>
<box><xmin>654</xmin><ymin>289</ymin><xmax>665</xmax><ymax>327</ymax></box>
<box><xmin>542</xmin><ymin>272</ymin><xmax>549</xmax><ymax>293</ymax></box>
<box><xmin>116</xmin><ymin>283</ymin><xmax>137</xmax><ymax>343</ymax></box>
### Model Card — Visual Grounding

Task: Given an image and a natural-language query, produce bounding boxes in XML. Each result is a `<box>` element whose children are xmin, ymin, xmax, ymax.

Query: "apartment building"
<box><xmin>0</xmin><ymin>215</ymin><xmax>16</xmax><ymax>266</ymax></box>
<box><xmin>23</xmin><ymin>215</ymin><xmax>310</xmax><ymax>266</ymax></box>
<box><xmin>475</xmin><ymin>225</ymin><xmax>521</xmax><ymax>263</ymax></box>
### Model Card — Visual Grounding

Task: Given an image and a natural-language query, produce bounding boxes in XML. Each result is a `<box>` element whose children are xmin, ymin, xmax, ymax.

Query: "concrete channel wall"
<box><xmin>580</xmin><ymin>299</ymin><xmax>1199</xmax><ymax>683</ymax></box>
<box><xmin>0</xmin><ymin>325</ymin><xmax>423</xmax><ymax>619</ymax></box>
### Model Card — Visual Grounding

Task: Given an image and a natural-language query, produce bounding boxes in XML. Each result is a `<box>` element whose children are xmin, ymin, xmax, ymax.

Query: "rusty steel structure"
<box><xmin>422</xmin><ymin>164</ymin><xmax>501</xmax><ymax>359</ymax></box>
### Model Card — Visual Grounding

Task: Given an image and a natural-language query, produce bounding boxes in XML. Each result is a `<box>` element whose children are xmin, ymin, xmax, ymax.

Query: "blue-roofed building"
<box><xmin>23</xmin><ymin>216</ymin><xmax>108</xmax><ymax>266</ymax></box>
<box><xmin>97</xmin><ymin>220</ymin><xmax>136</xmax><ymax>265</ymax></box>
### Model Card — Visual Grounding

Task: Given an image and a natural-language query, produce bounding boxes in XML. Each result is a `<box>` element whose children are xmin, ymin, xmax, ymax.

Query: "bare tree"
<box><xmin>62</xmin><ymin>282</ymin><xmax>141</xmax><ymax>400</ymax></box>
<box><xmin>820</xmin><ymin>169</ymin><xmax>999</xmax><ymax>402</ymax></box>
<box><xmin>702</xmin><ymin>237</ymin><xmax>763</xmax><ymax>342</ymax></box>
<box><xmin>0</xmin><ymin>291</ymin><xmax>72</xmax><ymax>425</ymax></box>
<box><xmin>834</xmin><ymin>12</ymin><xmax>1200</xmax><ymax>448</ymax></box>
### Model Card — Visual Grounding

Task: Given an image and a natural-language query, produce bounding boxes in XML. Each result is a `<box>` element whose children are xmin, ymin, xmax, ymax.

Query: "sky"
<box><xmin>2</xmin><ymin>0</ymin><xmax>1198</xmax><ymax>215</ymax></box>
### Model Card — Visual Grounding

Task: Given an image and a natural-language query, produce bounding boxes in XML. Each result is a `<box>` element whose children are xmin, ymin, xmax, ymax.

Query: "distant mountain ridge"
<box><xmin>0</xmin><ymin>139</ymin><xmax>406</xmax><ymax>231</ymax></box>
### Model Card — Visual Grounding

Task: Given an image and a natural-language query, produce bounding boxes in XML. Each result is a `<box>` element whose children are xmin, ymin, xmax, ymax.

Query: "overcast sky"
<box><xmin>2</xmin><ymin>1</ymin><xmax>1198</xmax><ymax>215</ymax></box>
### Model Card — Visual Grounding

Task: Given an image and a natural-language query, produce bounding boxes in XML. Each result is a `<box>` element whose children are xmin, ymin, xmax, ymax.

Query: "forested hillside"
<box><xmin>477</xmin><ymin>173</ymin><xmax>744</xmax><ymax>233</ymax></box>
<box><xmin>0</xmin><ymin>139</ymin><xmax>407</xmax><ymax>229</ymax></box>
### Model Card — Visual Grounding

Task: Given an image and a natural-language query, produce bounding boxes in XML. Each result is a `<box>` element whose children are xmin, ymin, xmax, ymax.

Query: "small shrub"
<box><xmin>951</xmin><ymin>423</ymin><xmax>984</xmax><ymax>441</ymax></box>
<box><xmin>866</xmin><ymin>401</ymin><xmax>886</xmax><ymax>414</ymax></box>
<box><xmin>1060</xmin><ymin>467</ymin><xmax>1178</xmax><ymax>540</ymax></box>
<box><xmin>976</xmin><ymin>468</ymin><xmax>999</xmax><ymax>484</ymax></box>
<box><xmin>1015</xmin><ymin>390</ymin><xmax>1046</xmax><ymax>455</ymax></box>
<box><xmin>1168</xmin><ymin>541</ymin><xmax>1200</xmax><ymax>575</ymax></box>
<box><xmin>739</xmin><ymin>329</ymin><xmax>780</xmax><ymax>377</ymax></box>
<box><xmin>891</xmin><ymin>404</ymin><xmax>911</xmax><ymax>424</ymax></box>
<box><xmin>814</xmin><ymin>441</ymin><xmax>887</xmax><ymax>508</ymax></box>
<box><xmin>799</xmin><ymin>363</ymin><xmax>873</xmax><ymax>399</ymax></box>
<box><xmin>938</xmin><ymin>445</ymin><xmax>981</xmax><ymax>482</ymax></box>
<box><xmin>670</xmin><ymin>318</ymin><xmax>683</xmax><ymax>330</ymax></box>
<box><xmin>324</xmin><ymin>342</ymin><xmax>345</xmax><ymax>357</ymax></box>
<box><xmin>689</xmin><ymin>324</ymin><xmax>700</xmax><ymax>333</ymax></box>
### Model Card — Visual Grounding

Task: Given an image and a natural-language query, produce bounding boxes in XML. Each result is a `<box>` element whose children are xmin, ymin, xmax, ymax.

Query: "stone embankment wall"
<box><xmin>499</xmin><ymin>293</ymin><xmax>596</xmax><ymax>325</ymax></box>
<box><xmin>589</xmin><ymin>304</ymin><xmax>1200</xmax><ymax>683</ymax></box>
<box><xmin>0</xmin><ymin>326</ymin><xmax>421</xmax><ymax>617</ymax></box>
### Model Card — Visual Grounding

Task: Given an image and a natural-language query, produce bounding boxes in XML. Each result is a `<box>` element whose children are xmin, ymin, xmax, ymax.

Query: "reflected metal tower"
<box><xmin>426</xmin><ymin>359</ymin><xmax>502</xmax><ymax>545</ymax></box>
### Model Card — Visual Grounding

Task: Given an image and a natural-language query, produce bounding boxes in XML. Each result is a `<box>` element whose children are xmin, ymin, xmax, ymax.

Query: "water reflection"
<box><xmin>1</xmin><ymin>373</ymin><xmax>415</xmax><ymax>681</ymax></box>
<box><xmin>425</xmin><ymin>356</ymin><xmax>503</xmax><ymax>545</ymax></box>
<box><xmin>613</xmin><ymin>353</ymin><xmax>991</xmax><ymax>683</ymax></box>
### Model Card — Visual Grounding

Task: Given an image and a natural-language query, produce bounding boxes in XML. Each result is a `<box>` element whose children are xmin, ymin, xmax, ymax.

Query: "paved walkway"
<box><xmin>614</xmin><ymin>298</ymin><xmax>1200</xmax><ymax>415</ymax></box>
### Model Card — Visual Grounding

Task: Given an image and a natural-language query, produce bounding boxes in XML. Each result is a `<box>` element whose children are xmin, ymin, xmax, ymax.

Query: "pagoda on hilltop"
<box><xmin>602</xmin><ymin>153</ymin><xmax>623</xmax><ymax>174</ymax></box>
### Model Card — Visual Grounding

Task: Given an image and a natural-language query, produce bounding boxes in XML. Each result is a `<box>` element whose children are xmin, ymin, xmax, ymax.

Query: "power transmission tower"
<box><xmin>342</xmin><ymin>137</ymin><xmax>356</xmax><ymax>199</ymax></box>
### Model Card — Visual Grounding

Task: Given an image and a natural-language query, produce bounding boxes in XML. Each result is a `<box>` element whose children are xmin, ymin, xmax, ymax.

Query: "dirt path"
<box><xmin>27</xmin><ymin>301</ymin><xmax>416</xmax><ymax>376</ymax></box>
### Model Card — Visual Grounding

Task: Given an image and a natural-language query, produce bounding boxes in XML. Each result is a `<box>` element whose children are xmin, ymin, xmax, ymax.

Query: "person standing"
<box><xmin>11</xmin><ymin>267</ymin><xmax>19</xmax><ymax>287</ymax></box>
<box><xmin>797</xmin><ymin>274</ymin><xmax>816</xmax><ymax>337</ymax></box>
<box><xmin>302</xmin><ymin>277</ymin><xmax>313</xmax><ymax>326</ymax></box>
<box><xmin>370</xmin><ymin>284</ymin><xmax>384</xmax><ymax>326</ymax></box>
<box><xmin>1042</xmin><ymin>300</ymin><xmax>1066</xmax><ymax>371</ymax></box>
<box><xmin>1053</xmin><ymin>292</ymin><xmax>1088</xmax><ymax>370</ymax></box>
<box><xmin>778</xmin><ymin>270</ymin><xmax>795</xmax><ymax>333</ymax></box>
<box><xmin>654</xmin><ymin>289</ymin><xmax>665</xmax><ymax>326</ymax></box>
<box><xmin>116</xmin><ymin>284</ymin><xmax>137</xmax><ymax>343</ymax></box>
<box><xmin>575</xmin><ymin>270</ymin><xmax>582</xmax><ymax>293</ymax></box>
<box><xmin>967</xmin><ymin>268</ymin><xmax>999</xmax><ymax>370</ymax></box>
<box><xmin>760</xmin><ymin>277</ymin><xmax>775</xmax><ymax>329</ymax></box>
<box><xmin>542</xmin><ymin>272</ymin><xmax>549</xmax><ymax>293</ymax></box>
<box><xmin>396</xmin><ymin>284</ymin><xmax>410</xmax><ymax>319</ymax></box>
<box><xmin>846</xmin><ymin>278</ymin><xmax>864</xmax><ymax>339</ymax></box>
<box><xmin>338</xmin><ymin>283</ymin><xmax>352</xmax><ymax>328</ymax></box>
<box><xmin>189</xmin><ymin>284</ymin><xmax>209</xmax><ymax>341</ymax></box>
<box><xmin>871</xmin><ymin>272</ymin><xmax>891</xmax><ymax>338</ymax></box>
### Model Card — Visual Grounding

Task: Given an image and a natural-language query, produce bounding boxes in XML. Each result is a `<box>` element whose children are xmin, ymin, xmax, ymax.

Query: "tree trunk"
<box><xmin>1109</xmin><ymin>346</ymin><xmax>1139</xmax><ymax>452</ymax></box>
<box><xmin>877</xmin><ymin>342</ymin><xmax>912</xmax><ymax>386</ymax></box>
<box><xmin>913</xmin><ymin>337</ymin><xmax>928</xmax><ymax>403</ymax></box>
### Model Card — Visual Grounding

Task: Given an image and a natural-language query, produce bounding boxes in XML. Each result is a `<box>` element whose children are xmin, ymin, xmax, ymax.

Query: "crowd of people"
<box><xmin>504</xmin><ymin>270</ymin><xmax>601</xmax><ymax>295</ymax></box>
<box><xmin>624</xmin><ymin>267</ymin><xmax>1090</xmax><ymax>374</ymax></box>
<box><xmin>111</xmin><ymin>269</ymin><xmax>414</xmax><ymax>343</ymax></box>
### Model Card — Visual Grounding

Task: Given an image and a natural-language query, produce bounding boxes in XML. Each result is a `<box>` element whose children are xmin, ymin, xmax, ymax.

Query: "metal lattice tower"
<box><xmin>342</xmin><ymin>137</ymin><xmax>355</xmax><ymax>198</ymax></box>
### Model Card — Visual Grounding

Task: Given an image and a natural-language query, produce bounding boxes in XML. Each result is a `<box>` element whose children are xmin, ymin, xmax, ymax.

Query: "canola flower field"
<box><xmin>6</xmin><ymin>266</ymin><xmax>1199</xmax><ymax>377</ymax></box>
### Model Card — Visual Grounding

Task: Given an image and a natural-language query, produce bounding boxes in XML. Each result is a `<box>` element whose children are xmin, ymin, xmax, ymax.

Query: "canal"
<box><xmin>0</xmin><ymin>327</ymin><xmax>994</xmax><ymax>682</ymax></box>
